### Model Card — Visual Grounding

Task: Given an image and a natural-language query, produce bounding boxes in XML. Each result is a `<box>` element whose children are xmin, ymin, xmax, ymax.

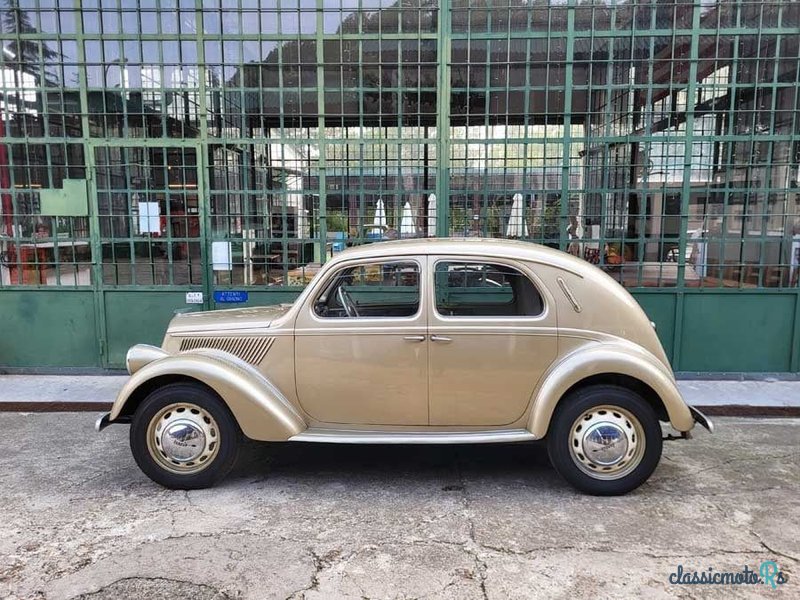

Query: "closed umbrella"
<box><xmin>505</xmin><ymin>193</ymin><xmax>528</xmax><ymax>238</ymax></box>
<box><xmin>369</xmin><ymin>198</ymin><xmax>387</xmax><ymax>238</ymax></box>
<box><xmin>427</xmin><ymin>193</ymin><xmax>437</xmax><ymax>237</ymax></box>
<box><xmin>400</xmin><ymin>201</ymin><xmax>417</xmax><ymax>237</ymax></box>
<box><xmin>373</xmin><ymin>198</ymin><xmax>387</xmax><ymax>227</ymax></box>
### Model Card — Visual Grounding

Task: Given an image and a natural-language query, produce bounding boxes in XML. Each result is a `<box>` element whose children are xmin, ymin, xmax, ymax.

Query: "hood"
<box><xmin>167</xmin><ymin>304</ymin><xmax>292</xmax><ymax>334</ymax></box>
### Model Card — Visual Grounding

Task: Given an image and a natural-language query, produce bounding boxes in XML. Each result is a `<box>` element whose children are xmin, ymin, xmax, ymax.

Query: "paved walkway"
<box><xmin>0</xmin><ymin>374</ymin><xmax>798</xmax><ymax>410</ymax></box>
<box><xmin>0</xmin><ymin>375</ymin><xmax>127</xmax><ymax>406</ymax></box>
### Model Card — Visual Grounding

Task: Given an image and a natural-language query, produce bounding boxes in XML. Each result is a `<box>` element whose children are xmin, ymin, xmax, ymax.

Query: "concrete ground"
<box><xmin>0</xmin><ymin>414</ymin><xmax>797</xmax><ymax>599</ymax></box>
<box><xmin>1</xmin><ymin>374</ymin><xmax>800</xmax><ymax>410</ymax></box>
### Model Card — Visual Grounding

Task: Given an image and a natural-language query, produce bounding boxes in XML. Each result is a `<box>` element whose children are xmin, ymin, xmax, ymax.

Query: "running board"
<box><xmin>289</xmin><ymin>428</ymin><xmax>537</xmax><ymax>445</ymax></box>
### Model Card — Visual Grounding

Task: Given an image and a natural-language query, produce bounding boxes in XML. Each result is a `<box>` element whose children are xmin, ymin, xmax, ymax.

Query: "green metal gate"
<box><xmin>0</xmin><ymin>1</ymin><xmax>799</xmax><ymax>372</ymax></box>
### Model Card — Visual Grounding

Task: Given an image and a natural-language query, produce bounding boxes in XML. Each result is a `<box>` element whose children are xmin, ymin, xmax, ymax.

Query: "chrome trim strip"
<box><xmin>296</xmin><ymin>327</ymin><xmax>557</xmax><ymax>336</ymax></box>
<box><xmin>557</xmin><ymin>277</ymin><xmax>582</xmax><ymax>313</ymax></box>
<box><xmin>289</xmin><ymin>428</ymin><xmax>537</xmax><ymax>444</ymax></box>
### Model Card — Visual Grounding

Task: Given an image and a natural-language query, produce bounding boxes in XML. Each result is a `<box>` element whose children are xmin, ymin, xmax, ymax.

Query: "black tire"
<box><xmin>546</xmin><ymin>384</ymin><xmax>663</xmax><ymax>496</ymax></box>
<box><xmin>130</xmin><ymin>382</ymin><xmax>241</xmax><ymax>489</ymax></box>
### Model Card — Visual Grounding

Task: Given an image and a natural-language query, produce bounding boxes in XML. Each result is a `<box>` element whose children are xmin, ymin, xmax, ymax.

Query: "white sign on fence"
<box><xmin>212</xmin><ymin>241</ymin><xmax>232</xmax><ymax>271</ymax></box>
<box><xmin>138</xmin><ymin>202</ymin><xmax>160</xmax><ymax>234</ymax></box>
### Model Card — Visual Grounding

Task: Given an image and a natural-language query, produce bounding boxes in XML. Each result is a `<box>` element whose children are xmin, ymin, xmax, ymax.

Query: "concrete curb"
<box><xmin>2</xmin><ymin>374</ymin><xmax>799</xmax><ymax>415</ymax></box>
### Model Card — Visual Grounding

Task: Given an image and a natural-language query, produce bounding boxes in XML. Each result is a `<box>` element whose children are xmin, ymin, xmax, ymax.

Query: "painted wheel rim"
<box><xmin>568</xmin><ymin>405</ymin><xmax>646</xmax><ymax>480</ymax></box>
<box><xmin>146</xmin><ymin>403</ymin><xmax>220</xmax><ymax>474</ymax></box>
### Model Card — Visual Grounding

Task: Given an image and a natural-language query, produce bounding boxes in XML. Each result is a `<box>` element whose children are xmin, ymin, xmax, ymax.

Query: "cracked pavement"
<box><xmin>0</xmin><ymin>414</ymin><xmax>797</xmax><ymax>599</ymax></box>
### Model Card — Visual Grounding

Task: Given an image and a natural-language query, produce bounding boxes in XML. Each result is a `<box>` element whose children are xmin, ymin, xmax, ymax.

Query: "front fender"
<box><xmin>527</xmin><ymin>341</ymin><xmax>694</xmax><ymax>438</ymax></box>
<box><xmin>109</xmin><ymin>349</ymin><xmax>307</xmax><ymax>441</ymax></box>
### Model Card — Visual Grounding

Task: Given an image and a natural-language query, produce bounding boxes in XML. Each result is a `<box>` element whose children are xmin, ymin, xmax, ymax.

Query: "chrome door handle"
<box><xmin>403</xmin><ymin>335</ymin><xmax>426</xmax><ymax>342</ymax></box>
<box><xmin>430</xmin><ymin>335</ymin><xmax>452</xmax><ymax>343</ymax></box>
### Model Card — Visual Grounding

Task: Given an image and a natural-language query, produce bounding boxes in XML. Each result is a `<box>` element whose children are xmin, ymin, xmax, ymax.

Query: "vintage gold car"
<box><xmin>96</xmin><ymin>238</ymin><xmax>713</xmax><ymax>495</ymax></box>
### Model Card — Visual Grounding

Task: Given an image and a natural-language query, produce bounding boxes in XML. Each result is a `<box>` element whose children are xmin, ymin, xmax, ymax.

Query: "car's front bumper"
<box><xmin>688</xmin><ymin>405</ymin><xmax>714</xmax><ymax>433</ymax></box>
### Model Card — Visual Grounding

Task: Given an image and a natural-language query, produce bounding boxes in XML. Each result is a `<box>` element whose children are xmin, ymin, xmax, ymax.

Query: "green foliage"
<box><xmin>450</xmin><ymin>207</ymin><xmax>468</xmax><ymax>234</ymax></box>
<box><xmin>326</xmin><ymin>211</ymin><xmax>348</xmax><ymax>232</ymax></box>
<box><xmin>532</xmin><ymin>203</ymin><xmax>561</xmax><ymax>242</ymax></box>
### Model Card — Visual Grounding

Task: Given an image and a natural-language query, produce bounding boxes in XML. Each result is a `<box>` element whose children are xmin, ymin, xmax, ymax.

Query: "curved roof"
<box><xmin>331</xmin><ymin>238</ymin><xmax>590</xmax><ymax>277</ymax></box>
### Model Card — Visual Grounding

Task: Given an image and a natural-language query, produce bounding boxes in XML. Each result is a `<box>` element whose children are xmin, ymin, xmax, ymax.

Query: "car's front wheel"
<box><xmin>546</xmin><ymin>385</ymin><xmax>663</xmax><ymax>495</ymax></box>
<box><xmin>130</xmin><ymin>382</ymin><xmax>240</xmax><ymax>489</ymax></box>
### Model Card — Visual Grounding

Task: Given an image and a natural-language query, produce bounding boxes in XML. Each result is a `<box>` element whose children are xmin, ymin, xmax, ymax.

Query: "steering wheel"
<box><xmin>337</xmin><ymin>285</ymin><xmax>360</xmax><ymax>317</ymax></box>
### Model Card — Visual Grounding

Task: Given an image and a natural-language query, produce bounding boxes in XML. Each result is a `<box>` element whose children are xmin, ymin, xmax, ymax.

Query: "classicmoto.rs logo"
<box><xmin>668</xmin><ymin>561</ymin><xmax>789</xmax><ymax>588</ymax></box>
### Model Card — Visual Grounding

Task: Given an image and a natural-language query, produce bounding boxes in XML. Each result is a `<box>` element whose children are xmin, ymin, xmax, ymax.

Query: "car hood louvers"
<box><xmin>178</xmin><ymin>336</ymin><xmax>275</xmax><ymax>366</ymax></box>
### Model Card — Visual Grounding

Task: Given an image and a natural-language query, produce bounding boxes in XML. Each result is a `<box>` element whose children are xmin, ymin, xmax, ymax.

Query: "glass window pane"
<box><xmin>434</xmin><ymin>261</ymin><xmax>543</xmax><ymax>317</ymax></box>
<box><xmin>315</xmin><ymin>261</ymin><xmax>421</xmax><ymax>318</ymax></box>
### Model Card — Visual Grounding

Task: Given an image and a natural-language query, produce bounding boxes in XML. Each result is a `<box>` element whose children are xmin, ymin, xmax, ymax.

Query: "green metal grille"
<box><xmin>0</xmin><ymin>1</ymin><xmax>799</xmax><ymax>370</ymax></box>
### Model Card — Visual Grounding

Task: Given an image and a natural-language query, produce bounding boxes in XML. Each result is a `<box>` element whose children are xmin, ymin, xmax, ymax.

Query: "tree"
<box><xmin>1</xmin><ymin>0</ymin><xmax>60</xmax><ymax>86</ymax></box>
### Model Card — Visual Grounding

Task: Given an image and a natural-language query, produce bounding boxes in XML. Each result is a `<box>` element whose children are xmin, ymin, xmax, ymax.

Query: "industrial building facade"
<box><xmin>1</xmin><ymin>1</ymin><xmax>799</xmax><ymax>372</ymax></box>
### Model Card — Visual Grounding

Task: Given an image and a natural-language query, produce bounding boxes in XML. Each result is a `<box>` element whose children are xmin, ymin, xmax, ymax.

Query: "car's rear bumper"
<box><xmin>688</xmin><ymin>405</ymin><xmax>714</xmax><ymax>433</ymax></box>
<box><xmin>95</xmin><ymin>412</ymin><xmax>112</xmax><ymax>432</ymax></box>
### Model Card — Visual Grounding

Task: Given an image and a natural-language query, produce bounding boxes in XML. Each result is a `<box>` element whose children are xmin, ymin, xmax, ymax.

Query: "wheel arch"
<box><xmin>559</xmin><ymin>374</ymin><xmax>669</xmax><ymax>422</ymax></box>
<box><xmin>527</xmin><ymin>342</ymin><xmax>694</xmax><ymax>438</ymax></box>
<box><xmin>113</xmin><ymin>374</ymin><xmax>221</xmax><ymax>421</ymax></box>
<box><xmin>108</xmin><ymin>350</ymin><xmax>307</xmax><ymax>441</ymax></box>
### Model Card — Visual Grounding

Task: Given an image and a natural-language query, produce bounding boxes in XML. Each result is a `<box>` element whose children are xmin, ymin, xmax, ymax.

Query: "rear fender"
<box><xmin>109</xmin><ymin>349</ymin><xmax>306</xmax><ymax>441</ymax></box>
<box><xmin>527</xmin><ymin>342</ymin><xmax>694</xmax><ymax>438</ymax></box>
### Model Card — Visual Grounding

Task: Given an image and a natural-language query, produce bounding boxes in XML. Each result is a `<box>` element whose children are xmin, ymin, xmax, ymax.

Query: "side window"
<box><xmin>434</xmin><ymin>261</ymin><xmax>543</xmax><ymax>317</ymax></box>
<box><xmin>314</xmin><ymin>261</ymin><xmax>420</xmax><ymax>318</ymax></box>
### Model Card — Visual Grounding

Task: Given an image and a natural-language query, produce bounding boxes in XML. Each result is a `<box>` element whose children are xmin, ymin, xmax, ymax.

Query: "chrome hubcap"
<box><xmin>146</xmin><ymin>403</ymin><xmax>219</xmax><ymax>474</ymax></box>
<box><xmin>582</xmin><ymin>422</ymin><xmax>628</xmax><ymax>466</ymax></box>
<box><xmin>161</xmin><ymin>420</ymin><xmax>206</xmax><ymax>462</ymax></box>
<box><xmin>569</xmin><ymin>405</ymin><xmax>645</xmax><ymax>480</ymax></box>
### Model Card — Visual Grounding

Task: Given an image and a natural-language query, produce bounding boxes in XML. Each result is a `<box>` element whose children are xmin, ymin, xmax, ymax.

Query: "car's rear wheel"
<box><xmin>546</xmin><ymin>385</ymin><xmax>663</xmax><ymax>495</ymax></box>
<box><xmin>130</xmin><ymin>382</ymin><xmax>240</xmax><ymax>489</ymax></box>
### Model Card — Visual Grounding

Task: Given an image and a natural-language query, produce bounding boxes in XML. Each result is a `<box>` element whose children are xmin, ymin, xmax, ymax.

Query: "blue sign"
<box><xmin>214</xmin><ymin>290</ymin><xmax>249</xmax><ymax>304</ymax></box>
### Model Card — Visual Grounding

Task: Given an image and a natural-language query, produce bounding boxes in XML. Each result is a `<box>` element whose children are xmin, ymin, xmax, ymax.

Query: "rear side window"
<box><xmin>434</xmin><ymin>261</ymin><xmax>543</xmax><ymax>317</ymax></box>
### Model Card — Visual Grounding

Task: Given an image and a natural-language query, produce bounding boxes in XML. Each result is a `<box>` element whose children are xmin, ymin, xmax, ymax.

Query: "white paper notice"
<box><xmin>212</xmin><ymin>241</ymin><xmax>232</xmax><ymax>271</ymax></box>
<box><xmin>139</xmin><ymin>202</ymin><xmax>160</xmax><ymax>233</ymax></box>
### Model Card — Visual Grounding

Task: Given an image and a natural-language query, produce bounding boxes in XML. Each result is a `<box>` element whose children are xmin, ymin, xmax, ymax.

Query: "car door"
<box><xmin>427</xmin><ymin>256</ymin><xmax>558</xmax><ymax>426</ymax></box>
<box><xmin>294</xmin><ymin>258</ymin><xmax>429</xmax><ymax>425</ymax></box>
